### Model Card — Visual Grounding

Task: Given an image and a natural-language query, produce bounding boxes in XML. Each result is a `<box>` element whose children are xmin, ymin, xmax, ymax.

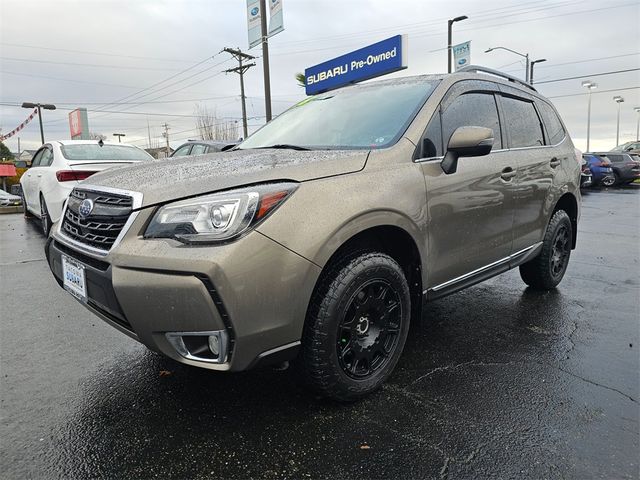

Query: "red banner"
<box><xmin>0</xmin><ymin>108</ymin><xmax>38</xmax><ymax>141</ymax></box>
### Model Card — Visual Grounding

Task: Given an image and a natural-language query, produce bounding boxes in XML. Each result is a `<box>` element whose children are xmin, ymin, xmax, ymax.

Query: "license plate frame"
<box><xmin>62</xmin><ymin>254</ymin><xmax>87</xmax><ymax>302</ymax></box>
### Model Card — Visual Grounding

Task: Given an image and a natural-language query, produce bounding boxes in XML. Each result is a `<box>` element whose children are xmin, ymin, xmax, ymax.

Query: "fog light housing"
<box><xmin>165</xmin><ymin>330</ymin><xmax>229</xmax><ymax>364</ymax></box>
<box><xmin>208</xmin><ymin>334</ymin><xmax>220</xmax><ymax>356</ymax></box>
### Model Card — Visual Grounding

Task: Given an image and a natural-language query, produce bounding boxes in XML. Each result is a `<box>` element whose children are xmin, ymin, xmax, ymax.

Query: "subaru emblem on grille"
<box><xmin>79</xmin><ymin>198</ymin><xmax>94</xmax><ymax>218</ymax></box>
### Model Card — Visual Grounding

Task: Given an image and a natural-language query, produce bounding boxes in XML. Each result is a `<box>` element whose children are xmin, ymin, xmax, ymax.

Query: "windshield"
<box><xmin>239</xmin><ymin>79</ymin><xmax>439</xmax><ymax>150</ymax></box>
<box><xmin>60</xmin><ymin>144</ymin><xmax>152</xmax><ymax>161</ymax></box>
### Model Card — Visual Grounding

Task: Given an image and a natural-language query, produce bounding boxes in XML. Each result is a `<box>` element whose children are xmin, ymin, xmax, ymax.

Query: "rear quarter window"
<box><xmin>537</xmin><ymin>101</ymin><xmax>566</xmax><ymax>145</ymax></box>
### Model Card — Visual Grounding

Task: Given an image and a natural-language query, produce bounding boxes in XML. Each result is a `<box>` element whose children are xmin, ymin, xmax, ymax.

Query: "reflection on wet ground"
<box><xmin>1</xmin><ymin>185</ymin><xmax>638</xmax><ymax>479</ymax></box>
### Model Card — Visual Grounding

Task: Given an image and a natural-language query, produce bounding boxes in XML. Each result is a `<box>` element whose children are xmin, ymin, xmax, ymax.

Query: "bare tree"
<box><xmin>89</xmin><ymin>132</ymin><xmax>107</xmax><ymax>141</ymax></box>
<box><xmin>195</xmin><ymin>104</ymin><xmax>241</xmax><ymax>142</ymax></box>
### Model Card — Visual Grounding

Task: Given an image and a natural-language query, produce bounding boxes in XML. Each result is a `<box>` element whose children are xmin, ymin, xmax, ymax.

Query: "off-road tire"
<box><xmin>519</xmin><ymin>210</ymin><xmax>572</xmax><ymax>290</ymax></box>
<box><xmin>296</xmin><ymin>252</ymin><xmax>411</xmax><ymax>401</ymax></box>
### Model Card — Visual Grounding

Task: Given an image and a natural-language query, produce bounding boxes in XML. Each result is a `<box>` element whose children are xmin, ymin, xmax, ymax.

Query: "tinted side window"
<box><xmin>537</xmin><ymin>101</ymin><xmax>566</xmax><ymax>145</ymax></box>
<box><xmin>442</xmin><ymin>93</ymin><xmax>502</xmax><ymax>150</ymax></box>
<box><xmin>172</xmin><ymin>144</ymin><xmax>192</xmax><ymax>157</ymax></box>
<box><xmin>40</xmin><ymin>149</ymin><xmax>53</xmax><ymax>166</ymax></box>
<box><xmin>420</xmin><ymin>111</ymin><xmax>443</xmax><ymax>158</ymax></box>
<box><xmin>607</xmin><ymin>154</ymin><xmax>624</xmax><ymax>163</ymax></box>
<box><xmin>30</xmin><ymin>149</ymin><xmax>45</xmax><ymax>167</ymax></box>
<box><xmin>190</xmin><ymin>144</ymin><xmax>207</xmax><ymax>155</ymax></box>
<box><xmin>501</xmin><ymin>96</ymin><xmax>544</xmax><ymax>148</ymax></box>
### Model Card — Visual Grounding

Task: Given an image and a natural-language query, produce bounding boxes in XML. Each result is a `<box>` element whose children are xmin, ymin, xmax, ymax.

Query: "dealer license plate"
<box><xmin>62</xmin><ymin>255</ymin><xmax>87</xmax><ymax>302</ymax></box>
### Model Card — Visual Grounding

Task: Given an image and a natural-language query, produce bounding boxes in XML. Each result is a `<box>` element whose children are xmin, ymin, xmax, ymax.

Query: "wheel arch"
<box><xmin>552</xmin><ymin>192</ymin><xmax>578</xmax><ymax>249</ymax></box>
<box><xmin>311</xmin><ymin>216</ymin><xmax>424</xmax><ymax>326</ymax></box>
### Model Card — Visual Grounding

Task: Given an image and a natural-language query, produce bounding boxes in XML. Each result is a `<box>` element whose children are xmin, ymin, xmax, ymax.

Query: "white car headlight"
<box><xmin>144</xmin><ymin>182</ymin><xmax>298</xmax><ymax>244</ymax></box>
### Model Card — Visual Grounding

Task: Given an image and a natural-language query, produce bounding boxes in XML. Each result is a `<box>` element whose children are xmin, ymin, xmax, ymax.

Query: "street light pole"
<box><xmin>635</xmin><ymin>107</ymin><xmax>640</xmax><ymax>141</ymax></box>
<box><xmin>113</xmin><ymin>133</ymin><xmax>125</xmax><ymax>143</ymax></box>
<box><xmin>259</xmin><ymin>0</ymin><xmax>272</xmax><ymax>122</ymax></box>
<box><xmin>485</xmin><ymin>46</ymin><xmax>530</xmax><ymax>82</ymax></box>
<box><xmin>613</xmin><ymin>96</ymin><xmax>624</xmax><ymax>147</ymax></box>
<box><xmin>447</xmin><ymin>15</ymin><xmax>468</xmax><ymax>73</ymax></box>
<box><xmin>581</xmin><ymin>81</ymin><xmax>597</xmax><ymax>152</ymax></box>
<box><xmin>529</xmin><ymin>58</ymin><xmax>547</xmax><ymax>84</ymax></box>
<box><xmin>21</xmin><ymin>102</ymin><xmax>56</xmax><ymax>145</ymax></box>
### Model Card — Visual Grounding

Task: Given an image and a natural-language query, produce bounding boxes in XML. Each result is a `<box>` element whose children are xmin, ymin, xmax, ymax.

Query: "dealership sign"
<box><xmin>69</xmin><ymin>108</ymin><xmax>90</xmax><ymax>140</ymax></box>
<box><xmin>304</xmin><ymin>35</ymin><xmax>408</xmax><ymax>96</ymax></box>
<box><xmin>452</xmin><ymin>41</ymin><xmax>471</xmax><ymax>71</ymax></box>
<box><xmin>247</xmin><ymin>0</ymin><xmax>284</xmax><ymax>49</ymax></box>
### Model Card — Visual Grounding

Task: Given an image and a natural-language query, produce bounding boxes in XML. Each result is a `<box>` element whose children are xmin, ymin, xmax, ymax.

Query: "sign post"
<box><xmin>304</xmin><ymin>35</ymin><xmax>408</xmax><ymax>96</ymax></box>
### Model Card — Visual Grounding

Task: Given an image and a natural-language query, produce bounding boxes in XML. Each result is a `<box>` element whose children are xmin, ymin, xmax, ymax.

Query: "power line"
<box><xmin>534</xmin><ymin>68</ymin><xmax>640</xmax><ymax>85</ymax></box>
<box><xmin>0</xmin><ymin>95</ymin><xmax>240</xmax><ymax>106</ymax></box>
<box><xmin>0</xmin><ymin>56</ymin><xmax>183</xmax><ymax>71</ymax></box>
<box><xmin>0</xmin><ymin>42</ymin><xmax>199</xmax><ymax>63</ymax></box>
<box><xmin>546</xmin><ymin>86</ymin><xmax>639</xmax><ymax>99</ymax></box>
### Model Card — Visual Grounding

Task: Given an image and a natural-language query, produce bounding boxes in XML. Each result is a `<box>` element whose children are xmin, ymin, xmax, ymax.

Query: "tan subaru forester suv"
<box><xmin>46</xmin><ymin>66</ymin><xmax>580</xmax><ymax>401</ymax></box>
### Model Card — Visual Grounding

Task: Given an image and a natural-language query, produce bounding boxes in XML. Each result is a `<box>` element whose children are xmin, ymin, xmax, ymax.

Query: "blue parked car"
<box><xmin>583</xmin><ymin>154</ymin><xmax>615</xmax><ymax>187</ymax></box>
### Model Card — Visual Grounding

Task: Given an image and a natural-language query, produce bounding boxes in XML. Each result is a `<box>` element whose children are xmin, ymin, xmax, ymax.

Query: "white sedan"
<box><xmin>20</xmin><ymin>140</ymin><xmax>153</xmax><ymax>234</ymax></box>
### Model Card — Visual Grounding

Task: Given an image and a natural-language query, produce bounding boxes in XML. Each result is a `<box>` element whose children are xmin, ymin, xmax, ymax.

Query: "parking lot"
<box><xmin>1</xmin><ymin>185</ymin><xmax>638</xmax><ymax>479</ymax></box>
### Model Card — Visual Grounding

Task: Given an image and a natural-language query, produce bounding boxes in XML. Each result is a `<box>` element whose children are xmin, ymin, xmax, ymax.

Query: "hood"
<box><xmin>80</xmin><ymin>149</ymin><xmax>368</xmax><ymax>207</ymax></box>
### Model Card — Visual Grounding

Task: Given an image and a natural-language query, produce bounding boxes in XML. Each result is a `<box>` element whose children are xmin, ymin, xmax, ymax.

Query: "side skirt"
<box><xmin>425</xmin><ymin>243</ymin><xmax>543</xmax><ymax>301</ymax></box>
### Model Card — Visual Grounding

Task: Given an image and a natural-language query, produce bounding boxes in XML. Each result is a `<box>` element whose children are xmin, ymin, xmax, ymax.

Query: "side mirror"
<box><xmin>441</xmin><ymin>126</ymin><xmax>494</xmax><ymax>175</ymax></box>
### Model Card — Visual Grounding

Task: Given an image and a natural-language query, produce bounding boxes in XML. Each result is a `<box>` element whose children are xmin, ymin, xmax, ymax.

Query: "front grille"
<box><xmin>61</xmin><ymin>188</ymin><xmax>133</xmax><ymax>251</ymax></box>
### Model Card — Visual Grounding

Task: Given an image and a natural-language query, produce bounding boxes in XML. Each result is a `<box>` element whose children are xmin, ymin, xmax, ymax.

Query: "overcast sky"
<box><xmin>1</xmin><ymin>0</ymin><xmax>639</xmax><ymax>153</ymax></box>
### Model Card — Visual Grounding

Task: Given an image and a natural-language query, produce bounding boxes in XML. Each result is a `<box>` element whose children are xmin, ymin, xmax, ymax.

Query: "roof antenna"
<box><xmin>98</xmin><ymin>139</ymin><xmax>104</xmax><ymax>147</ymax></box>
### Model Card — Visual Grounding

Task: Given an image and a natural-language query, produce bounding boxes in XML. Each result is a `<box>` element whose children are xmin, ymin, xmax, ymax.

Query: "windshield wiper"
<box><xmin>256</xmin><ymin>144</ymin><xmax>311</xmax><ymax>151</ymax></box>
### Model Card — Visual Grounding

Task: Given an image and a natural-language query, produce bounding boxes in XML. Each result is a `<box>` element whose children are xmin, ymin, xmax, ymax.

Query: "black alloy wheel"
<box><xmin>549</xmin><ymin>224</ymin><xmax>570</xmax><ymax>279</ymax></box>
<box><xmin>337</xmin><ymin>280</ymin><xmax>402</xmax><ymax>379</ymax></box>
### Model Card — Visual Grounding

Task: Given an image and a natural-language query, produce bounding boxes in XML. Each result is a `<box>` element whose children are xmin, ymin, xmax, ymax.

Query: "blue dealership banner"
<box><xmin>305</xmin><ymin>35</ymin><xmax>408</xmax><ymax>96</ymax></box>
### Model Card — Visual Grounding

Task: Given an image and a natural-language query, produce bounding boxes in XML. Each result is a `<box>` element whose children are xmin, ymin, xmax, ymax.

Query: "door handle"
<box><xmin>27</xmin><ymin>173</ymin><xmax>31</xmax><ymax>177</ymax></box>
<box><xmin>37</xmin><ymin>174</ymin><xmax>42</xmax><ymax>177</ymax></box>
<box><xmin>550</xmin><ymin>157</ymin><xmax>561</xmax><ymax>168</ymax></box>
<box><xmin>500</xmin><ymin>167</ymin><xmax>517</xmax><ymax>181</ymax></box>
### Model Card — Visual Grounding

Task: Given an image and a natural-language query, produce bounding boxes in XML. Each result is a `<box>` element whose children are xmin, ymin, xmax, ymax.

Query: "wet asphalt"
<box><xmin>1</xmin><ymin>185</ymin><xmax>638</xmax><ymax>479</ymax></box>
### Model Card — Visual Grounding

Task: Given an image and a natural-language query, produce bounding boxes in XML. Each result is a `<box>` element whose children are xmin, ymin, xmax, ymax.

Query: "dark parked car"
<box><xmin>580</xmin><ymin>157</ymin><xmax>593</xmax><ymax>188</ymax></box>
<box><xmin>170</xmin><ymin>140</ymin><xmax>237</xmax><ymax>158</ymax></box>
<box><xmin>611</xmin><ymin>141</ymin><xmax>640</xmax><ymax>154</ymax></box>
<box><xmin>583</xmin><ymin>154</ymin><xmax>615</xmax><ymax>187</ymax></box>
<box><xmin>594</xmin><ymin>152</ymin><xmax>640</xmax><ymax>185</ymax></box>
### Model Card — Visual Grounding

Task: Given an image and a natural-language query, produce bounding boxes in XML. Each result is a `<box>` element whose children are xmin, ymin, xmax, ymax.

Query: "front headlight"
<box><xmin>144</xmin><ymin>182</ymin><xmax>298</xmax><ymax>244</ymax></box>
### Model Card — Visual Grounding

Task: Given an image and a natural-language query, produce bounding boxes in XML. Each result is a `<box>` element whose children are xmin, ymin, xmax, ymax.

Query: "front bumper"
<box><xmin>47</xmin><ymin>215</ymin><xmax>321</xmax><ymax>371</ymax></box>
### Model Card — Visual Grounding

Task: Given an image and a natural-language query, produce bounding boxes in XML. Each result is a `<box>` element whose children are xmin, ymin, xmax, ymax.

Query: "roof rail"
<box><xmin>456</xmin><ymin>65</ymin><xmax>537</xmax><ymax>92</ymax></box>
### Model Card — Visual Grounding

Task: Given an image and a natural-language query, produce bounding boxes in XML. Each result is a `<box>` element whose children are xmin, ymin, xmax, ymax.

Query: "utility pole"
<box><xmin>223</xmin><ymin>47</ymin><xmax>256</xmax><ymax>139</ymax></box>
<box><xmin>162</xmin><ymin>123</ymin><xmax>170</xmax><ymax>157</ymax></box>
<box><xmin>259</xmin><ymin>0</ymin><xmax>272</xmax><ymax>121</ymax></box>
<box><xmin>147</xmin><ymin>120</ymin><xmax>152</xmax><ymax>149</ymax></box>
<box><xmin>17</xmin><ymin>137</ymin><xmax>21</xmax><ymax>157</ymax></box>
<box><xmin>113</xmin><ymin>133</ymin><xmax>125</xmax><ymax>143</ymax></box>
